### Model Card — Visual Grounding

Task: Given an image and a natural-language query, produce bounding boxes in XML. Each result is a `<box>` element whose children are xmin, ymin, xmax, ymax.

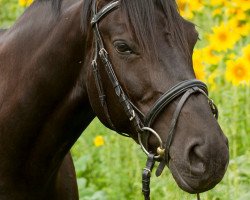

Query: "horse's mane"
<box><xmin>39</xmin><ymin>0</ymin><xmax>189</xmax><ymax>58</ymax></box>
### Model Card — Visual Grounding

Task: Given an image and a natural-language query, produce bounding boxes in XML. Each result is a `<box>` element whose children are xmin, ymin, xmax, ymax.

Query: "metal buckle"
<box><xmin>91</xmin><ymin>60</ymin><xmax>97</xmax><ymax>69</ymax></box>
<box><xmin>99</xmin><ymin>48</ymin><xmax>108</xmax><ymax>57</ymax></box>
<box><xmin>129</xmin><ymin>110</ymin><xmax>136</xmax><ymax>121</ymax></box>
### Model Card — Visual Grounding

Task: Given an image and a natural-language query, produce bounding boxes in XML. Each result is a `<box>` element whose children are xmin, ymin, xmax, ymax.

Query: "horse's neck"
<box><xmin>0</xmin><ymin>29</ymin><xmax>6</xmax><ymax>36</ymax></box>
<box><xmin>0</xmin><ymin>0</ymin><xmax>94</xmax><ymax>186</ymax></box>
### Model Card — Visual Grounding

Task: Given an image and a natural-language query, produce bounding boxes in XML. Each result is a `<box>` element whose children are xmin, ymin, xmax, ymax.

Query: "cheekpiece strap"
<box><xmin>91</xmin><ymin>0</ymin><xmax>143</xmax><ymax>137</ymax></box>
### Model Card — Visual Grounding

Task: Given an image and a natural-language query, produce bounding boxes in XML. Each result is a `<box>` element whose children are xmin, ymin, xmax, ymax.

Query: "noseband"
<box><xmin>90</xmin><ymin>1</ymin><xmax>218</xmax><ymax>200</ymax></box>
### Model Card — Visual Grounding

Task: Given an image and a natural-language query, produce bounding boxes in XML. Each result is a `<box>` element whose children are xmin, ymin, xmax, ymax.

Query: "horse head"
<box><xmin>85</xmin><ymin>0</ymin><xmax>229</xmax><ymax>194</ymax></box>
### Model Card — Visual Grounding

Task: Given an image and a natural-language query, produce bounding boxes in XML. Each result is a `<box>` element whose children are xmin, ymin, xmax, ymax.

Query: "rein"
<box><xmin>90</xmin><ymin>1</ymin><xmax>218</xmax><ymax>199</ymax></box>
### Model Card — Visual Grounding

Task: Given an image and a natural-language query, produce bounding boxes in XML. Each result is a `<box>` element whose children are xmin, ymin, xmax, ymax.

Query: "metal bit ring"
<box><xmin>138</xmin><ymin>127</ymin><xmax>165</xmax><ymax>159</ymax></box>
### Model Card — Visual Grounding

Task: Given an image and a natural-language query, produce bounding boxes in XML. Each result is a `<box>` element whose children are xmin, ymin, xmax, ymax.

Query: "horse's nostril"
<box><xmin>188</xmin><ymin>143</ymin><xmax>206</xmax><ymax>174</ymax></box>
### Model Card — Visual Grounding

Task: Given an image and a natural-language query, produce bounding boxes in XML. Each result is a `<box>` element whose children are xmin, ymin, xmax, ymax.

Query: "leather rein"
<box><xmin>90</xmin><ymin>1</ymin><xmax>218</xmax><ymax>200</ymax></box>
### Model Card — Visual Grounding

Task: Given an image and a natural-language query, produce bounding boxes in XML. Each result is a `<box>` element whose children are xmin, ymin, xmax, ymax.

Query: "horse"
<box><xmin>0</xmin><ymin>29</ymin><xmax>7</xmax><ymax>36</ymax></box>
<box><xmin>0</xmin><ymin>0</ymin><xmax>229</xmax><ymax>199</ymax></box>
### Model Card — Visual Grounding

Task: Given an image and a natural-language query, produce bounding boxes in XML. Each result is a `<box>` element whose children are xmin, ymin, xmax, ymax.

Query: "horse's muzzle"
<box><xmin>168</xmin><ymin>136</ymin><xmax>229</xmax><ymax>193</ymax></box>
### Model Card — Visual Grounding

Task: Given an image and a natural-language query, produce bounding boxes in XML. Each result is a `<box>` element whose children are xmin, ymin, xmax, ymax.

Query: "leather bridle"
<box><xmin>90</xmin><ymin>1</ymin><xmax>218</xmax><ymax>199</ymax></box>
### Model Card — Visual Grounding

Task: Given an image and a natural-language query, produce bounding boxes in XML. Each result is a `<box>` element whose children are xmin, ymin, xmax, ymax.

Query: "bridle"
<box><xmin>90</xmin><ymin>1</ymin><xmax>218</xmax><ymax>200</ymax></box>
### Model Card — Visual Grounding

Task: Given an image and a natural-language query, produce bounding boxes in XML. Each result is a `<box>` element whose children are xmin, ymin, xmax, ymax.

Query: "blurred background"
<box><xmin>0</xmin><ymin>0</ymin><xmax>249</xmax><ymax>199</ymax></box>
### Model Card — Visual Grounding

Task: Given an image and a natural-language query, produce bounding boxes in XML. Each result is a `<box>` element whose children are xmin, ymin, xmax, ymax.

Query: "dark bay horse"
<box><xmin>0</xmin><ymin>29</ymin><xmax>6</xmax><ymax>36</ymax></box>
<box><xmin>0</xmin><ymin>0</ymin><xmax>229</xmax><ymax>199</ymax></box>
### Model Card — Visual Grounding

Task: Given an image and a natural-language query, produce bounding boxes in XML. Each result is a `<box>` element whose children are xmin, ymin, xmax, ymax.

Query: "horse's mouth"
<box><xmin>168</xmin><ymin>161</ymin><xmax>218</xmax><ymax>194</ymax></box>
<box><xmin>169</xmin><ymin>161</ymin><xmax>198</xmax><ymax>193</ymax></box>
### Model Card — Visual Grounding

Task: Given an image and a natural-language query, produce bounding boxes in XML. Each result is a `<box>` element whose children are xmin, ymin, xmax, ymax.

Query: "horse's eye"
<box><xmin>114</xmin><ymin>42</ymin><xmax>133</xmax><ymax>55</ymax></box>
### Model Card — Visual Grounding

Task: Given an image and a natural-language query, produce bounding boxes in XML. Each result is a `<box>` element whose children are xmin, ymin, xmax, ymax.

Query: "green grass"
<box><xmin>1</xmin><ymin>1</ymin><xmax>250</xmax><ymax>200</ymax></box>
<box><xmin>0</xmin><ymin>0</ymin><xmax>24</xmax><ymax>28</ymax></box>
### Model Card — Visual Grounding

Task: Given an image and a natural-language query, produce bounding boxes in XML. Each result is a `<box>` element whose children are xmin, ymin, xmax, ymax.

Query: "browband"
<box><xmin>91</xmin><ymin>1</ymin><xmax>119</xmax><ymax>25</ymax></box>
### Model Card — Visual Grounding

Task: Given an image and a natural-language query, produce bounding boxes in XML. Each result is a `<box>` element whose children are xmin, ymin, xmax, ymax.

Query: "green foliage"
<box><xmin>0</xmin><ymin>0</ymin><xmax>24</xmax><ymax>28</ymax></box>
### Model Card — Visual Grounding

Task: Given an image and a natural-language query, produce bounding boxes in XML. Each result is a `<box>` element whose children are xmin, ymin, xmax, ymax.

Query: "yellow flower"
<box><xmin>228</xmin><ymin>53</ymin><xmax>236</xmax><ymax>60</ymax></box>
<box><xmin>201</xmin><ymin>45</ymin><xmax>222</xmax><ymax>65</ymax></box>
<box><xmin>212</xmin><ymin>9</ymin><xmax>222</xmax><ymax>17</ymax></box>
<box><xmin>225</xmin><ymin>59</ymin><xmax>250</xmax><ymax>86</ymax></box>
<box><xmin>242</xmin><ymin>45</ymin><xmax>250</xmax><ymax>65</ymax></box>
<box><xmin>177</xmin><ymin>0</ymin><xmax>188</xmax><ymax>11</ymax></box>
<box><xmin>19</xmin><ymin>0</ymin><xmax>33</xmax><ymax>7</ymax></box>
<box><xmin>233</xmin><ymin>0</ymin><xmax>250</xmax><ymax>11</ymax></box>
<box><xmin>208</xmin><ymin>70</ymin><xmax>219</xmax><ymax>91</ymax></box>
<box><xmin>208</xmin><ymin>23</ymin><xmax>241</xmax><ymax>52</ymax></box>
<box><xmin>177</xmin><ymin>0</ymin><xmax>194</xmax><ymax>19</ymax></box>
<box><xmin>210</xmin><ymin>0</ymin><xmax>227</xmax><ymax>6</ymax></box>
<box><xmin>177</xmin><ymin>0</ymin><xmax>203</xmax><ymax>19</ymax></box>
<box><xmin>193</xmin><ymin>49</ymin><xmax>206</xmax><ymax>82</ymax></box>
<box><xmin>187</xmin><ymin>0</ymin><xmax>203</xmax><ymax>12</ymax></box>
<box><xmin>225</xmin><ymin>4</ymin><xmax>247</xmax><ymax>20</ymax></box>
<box><xmin>228</xmin><ymin>19</ymin><xmax>250</xmax><ymax>37</ymax></box>
<box><xmin>94</xmin><ymin>136</ymin><xmax>105</xmax><ymax>147</ymax></box>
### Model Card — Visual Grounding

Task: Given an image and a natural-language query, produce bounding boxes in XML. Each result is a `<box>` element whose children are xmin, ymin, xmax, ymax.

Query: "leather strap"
<box><xmin>142</xmin><ymin>154</ymin><xmax>155</xmax><ymax>200</ymax></box>
<box><xmin>91</xmin><ymin>2</ymin><xmax>120</xmax><ymax>133</ymax></box>
<box><xmin>145</xmin><ymin>80</ymin><xmax>208</xmax><ymax>127</ymax></box>
<box><xmin>92</xmin><ymin>60</ymin><xmax>117</xmax><ymax>130</ymax></box>
<box><xmin>91</xmin><ymin>1</ymin><xmax>119</xmax><ymax>26</ymax></box>
<box><xmin>155</xmin><ymin>87</ymin><xmax>204</xmax><ymax>176</ymax></box>
<box><xmin>91</xmin><ymin>0</ymin><xmax>142</xmax><ymax>137</ymax></box>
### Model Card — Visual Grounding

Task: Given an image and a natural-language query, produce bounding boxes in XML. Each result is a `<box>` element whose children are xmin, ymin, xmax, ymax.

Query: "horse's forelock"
<box><xmin>120</xmin><ymin>0</ymin><xmax>157</xmax><ymax>59</ymax></box>
<box><xmin>120</xmin><ymin>0</ymin><xmax>190</xmax><ymax>59</ymax></box>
